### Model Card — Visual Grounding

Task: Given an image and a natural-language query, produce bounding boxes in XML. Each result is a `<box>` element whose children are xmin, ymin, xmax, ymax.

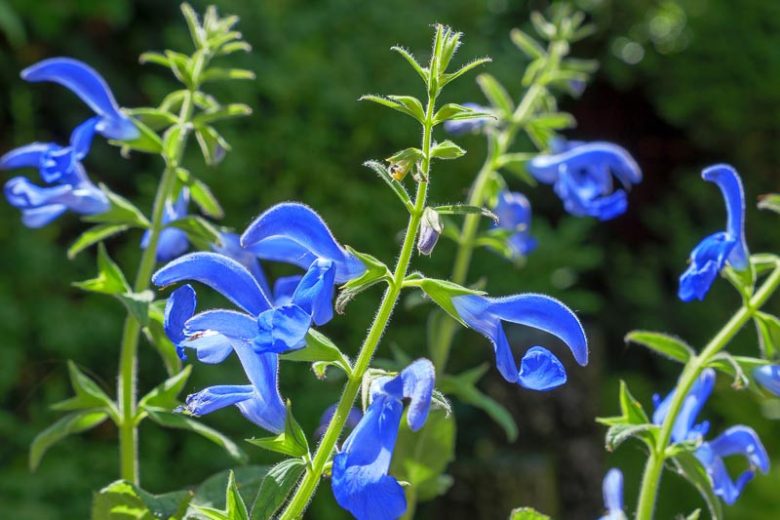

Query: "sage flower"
<box><xmin>678</xmin><ymin>165</ymin><xmax>748</xmax><ymax>302</ymax></box>
<box><xmin>653</xmin><ymin>369</ymin><xmax>769</xmax><ymax>504</ymax></box>
<box><xmin>22</xmin><ymin>57</ymin><xmax>138</xmax><ymax>140</ymax></box>
<box><xmin>1</xmin><ymin>118</ymin><xmax>109</xmax><ymax>227</ymax></box>
<box><xmin>599</xmin><ymin>468</ymin><xmax>625</xmax><ymax>520</ymax></box>
<box><xmin>527</xmin><ymin>138</ymin><xmax>641</xmax><ymax>221</ymax></box>
<box><xmin>752</xmin><ymin>365</ymin><xmax>780</xmax><ymax>396</ymax></box>
<box><xmin>452</xmin><ymin>293</ymin><xmax>587</xmax><ymax>390</ymax></box>
<box><xmin>332</xmin><ymin>359</ymin><xmax>434</xmax><ymax>520</ymax></box>
<box><xmin>493</xmin><ymin>190</ymin><xmax>536</xmax><ymax>258</ymax></box>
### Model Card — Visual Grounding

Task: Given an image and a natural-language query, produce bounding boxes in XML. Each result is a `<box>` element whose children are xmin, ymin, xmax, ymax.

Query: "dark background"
<box><xmin>1</xmin><ymin>0</ymin><xmax>779</xmax><ymax>518</ymax></box>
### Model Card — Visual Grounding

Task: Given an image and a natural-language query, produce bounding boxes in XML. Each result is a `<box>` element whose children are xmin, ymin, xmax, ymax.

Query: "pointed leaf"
<box><xmin>418</xmin><ymin>278</ymin><xmax>485</xmax><ymax>326</ymax></box>
<box><xmin>363</xmin><ymin>160</ymin><xmax>413</xmax><ymax>210</ymax></box>
<box><xmin>68</xmin><ymin>224</ymin><xmax>129</xmax><ymax>260</ymax></box>
<box><xmin>626</xmin><ymin>331</ymin><xmax>694</xmax><ymax>364</ymax></box>
<box><xmin>246</xmin><ymin>405</ymin><xmax>309</xmax><ymax>458</ymax></box>
<box><xmin>146</xmin><ymin>409</ymin><xmax>247</xmax><ymax>463</ymax></box>
<box><xmin>430</xmin><ymin>140</ymin><xmax>466</xmax><ymax>160</ymax></box>
<box><xmin>281</xmin><ymin>330</ymin><xmax>351</xmax><ymax>375</ymax></box>
<box><xmin>30</xmin><ymin>411</ymin><xmax>108</xmax><ymax>471</ymax></box>
<box><xmin>390</xmin><ymin>46</ymin><xmax>428</xmax><ymax>83</ymax></box>
<box><xmin>249</xmin><ymin>458</ymin><xmax>306</xmax><ymax>520</ymax></box>
<box><xmin>671</xmin><ymin>451</ymin><xmax>724</xmax><ymax>520</ymax></box>
<box><xmin>433</xmin><ymin>204</ymin><xmax>498</xmax><ymax>223</ymax></box>
<box><xmin>139</xmin><ymin>365</ymin><xmax>193</xmax><ymax>410</ymax></box>
<box><xmin>476</xmin><ymin>73</ymin><xmax>514</xmax><ymax>116</ymax></box>
<box><xmin>84</xmin><ymin>184</ymin><xmax>150</xmax><ymax>228</ymax></box>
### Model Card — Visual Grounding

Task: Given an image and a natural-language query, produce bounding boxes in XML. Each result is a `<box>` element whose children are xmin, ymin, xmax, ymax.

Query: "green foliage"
<box><xmin>246</xmin><ymin>405</ymin><xmax>309</xmax><ymax>458</ymax></box>
<box><xmin>249</xmin><ymin>459</ymin><xmax>306</xmax><ymax>520</ymax></box>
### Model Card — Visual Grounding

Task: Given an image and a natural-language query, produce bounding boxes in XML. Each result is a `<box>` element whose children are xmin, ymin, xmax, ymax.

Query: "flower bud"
<box><xmin>417</xmin><ymin>207</ymin><xmax>443</xmax><ymax>256</ymax></box>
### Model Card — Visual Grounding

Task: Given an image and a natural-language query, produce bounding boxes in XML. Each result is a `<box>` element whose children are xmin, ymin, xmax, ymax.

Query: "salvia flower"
<box><xmin>653</xmin><ymin>369</ymin><xmax>769</xmax><ymax>504</ymax></box>
<box><xmin>22</xmin><ymin>57</ymin><xmax>138</xmax><ymax>140</ymax></box>
<box><xmin>212</xmin><ymin>231</ymin><xmax>271</xmax><ymax>296</ymax></box>
<box><xmin>141</xmin><ymin>188</ymin><xmax>190</xmax><ymax>262</ymax></box>
<box><xmin>443</xmin><ymin>102</ymin><xmax>491</xmax><ymax>135</ymax></box>
<box><xmin>451</xmin><ymin>293</ymin><xmax>587</xmax><ymax>390</ymax></box>
<box><xmin>417</xmin><ymin>207</ymin><xmax>442</xmax><ymax>256</ymax></box>
<box><xmin>527</xmin><ymin>138</ymin><xmax>641</xmax><ymax>221</ymax></box>
<box><xmin>753</xmin><ymin>365</ymin><xmax>780</xmax><ymax>396</ymax></box>
<box><xmin>314</xmin><ymin>404</ymin><xmax>362</xmax><ymax>438</ymax></box>
<box><xmin>1</xmin><ymin>117</ymin><xmax>109</xmax><ymax>227</ymax></box>
<box><xmin>332</xmin><ymin>359</ymin><xmax>434</xmax><ymax>520</ymax></box>
<box><xmin>241</xmin><ymin>202</ymin><xmax>366</xmax><ymax>284</ymax></box>
<box><xmin>492</xmin><ymin>190</ymin><xmax>537</xmax><ymax>258</ymax></box>
<box><xmin>678</xmin><ymin>165</ymin><xmax>748</xmax><ymax>302</ymax></box>
<box><xmin>599</xmin><ymin>468</ymin><xmax>625</xmax><ymax>520</ymax></box>
<box><xmin>163</xmin><ymin>284</ymin><xmax>286</xmax><ymax>433</ymax></box>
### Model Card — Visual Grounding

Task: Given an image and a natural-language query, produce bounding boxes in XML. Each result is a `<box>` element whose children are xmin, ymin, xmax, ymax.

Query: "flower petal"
<box><xmin>152</xmin><ymin>252</ymin><xmax>272</xmax><ymax>315</ymax></box>
<box><xmin>213</xmin><ymin>232</ymin><xmax>272</xmax><ymax>298</ymax></box>
<box><xmin>315</xmin><ymin>404</ymin><xmax>362</xmax><ymax>438</ymax></box>
<box><xmin>708</xmin><ymin>425</ymin><xmax>769</xmax><ymax>473</ymax></box>
<box><xmin>702</xmin><ymin>164</ymin><xmax>748</xmax><ymax>270</ymax></box>
<box><xmin>240</xmin><ymin>202</ymin><xmax>365</xmax><ymax>283</ymax></box>
<box><xmin>292</xmin><ymin>259</ymin><xmax>336</xmax><ymax>326</ymax></box>
<box><xmin>164</xmin><ymin>284</ymin><xmax>196</xmax><ymax>347</ymax></box>
<box><xmin>233</xmin><ymin>343</ymin><xmax>286</xmax><ymax>433</ymax></box>
<box><xmin>753</xmin><ymin>365</ymin><xmax>780</xmax><ymax>396</ymax></box>
<box><xmin>69</xmin><ymin>117</ymin><xmax>99</xmax><ymax>160</ymax></box>
<box><xmin>653</xmin><ymin>369</ymin><xmax>715</xmax><ymax>444</ymax></box>
<box><xmin>181</xmin><ymin>334</ymin><xmax>234</xmax><ymax>364</ymax></box>
<box><xmin>185</xmin><ymin>309</ymin><xmax>257</xmax><ymax>341</ymax></box>
<box><xmin>21</xmin><ymin>205</ymin><xmax>68</xmax><ymax>228</ymax></box>
<box><xmin>517</xmin><ymin>346</ymin><xmax>567</xmax><ymax>391</ymax></box>
<box><xmin>273</xmin><ymin>275</ymin><xmax>302</xmax><ymax>306</ymax></box>
<box><xmin>254</xmin><ymin>304</ymin><xmax>312</xmax><ymax>354</ymax></box>
<box><xmin>678</xmin><ymin>232</ymin><xmax>734</xmax><ymax>302</ymax></box>
<box><xmin>22</xmin><ymin>58</ymin><xmax>138</xmax><ymax>140</ymax></box>
<box><xmin>183</xmin><ymin>384</ymin><xmax>255</xmax><ymax>416</ymax></box>
<box><xmin>0</xmin><ymin>142</ymin><xmax>52</xmax><ymax>170</ymax></box>
<box><xmin>602</xmin><ymin>468</ymin><xmax>624</xmax><ymax>514</ymax></box>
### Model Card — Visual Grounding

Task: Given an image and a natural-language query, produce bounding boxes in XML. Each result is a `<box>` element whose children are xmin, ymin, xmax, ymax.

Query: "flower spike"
<box><xmin>22</xmin><ymin>57</ymin><xmax>138</xmax><ymax>140</ymax></box>
<box><xmin>240</xmin><ymin>202</ymin><xmax>365</xmax><ymax>283</ymax></box>
<box><xmin>452</xmin><ymin>293</ymin><xmax>587</xmax><ymax>390</ymax></box>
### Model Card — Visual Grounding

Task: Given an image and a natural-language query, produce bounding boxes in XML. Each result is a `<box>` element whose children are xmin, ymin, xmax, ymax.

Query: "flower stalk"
<box><xmin>635</xmin><ymin>259</ymin><xmax>780</xmax><ymax>520</ymax></box>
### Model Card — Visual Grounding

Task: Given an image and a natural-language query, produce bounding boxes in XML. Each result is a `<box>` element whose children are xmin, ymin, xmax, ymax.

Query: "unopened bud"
<box><xmin>418</xmin><ymin>207</ymin><xmax>443</xmax><ymax>256</ymax></box>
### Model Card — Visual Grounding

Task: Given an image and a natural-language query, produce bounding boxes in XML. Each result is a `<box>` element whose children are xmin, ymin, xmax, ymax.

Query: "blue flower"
<box><xmin>163</xmin><ymin>284</ymin><xmax>286</xmax><ymax>433</ymax></box>
<box><xmin>527</xmin><ymin>139</ymin><xmax>641</xmax><ymax>221</ymax></box>
<box><xmin>599</xmin><ymin>468</ymin><xmax>625</xmax><ymax>520</ymax></box>
<box><xmin>451</xmin><ymin>293</ymin><xmax>587</xmax><ymax>390</ymax></box>
<box><xmin>1</xmin><ymin>117</ymin><xmax>109</xmax><ymax>227</ymax></box>
<box><xmin>22</xmin><ymin>57</ymin><xmax>138</xmax><ymax>140</ymax></box>
<box><xmin>332</xmin><ymin>359</ymin><xmax>434</xmax><ymax>520</ymax></box>
<box><xmin>141</xmin><ymin>189</ymin><xmax>190</xmax><ymax>262</ymax></box>
<box><xmin>443</xmin><ymin>103</ymin><xmax>491</xmax><ymax>135</ymax></box>
<box><xmin>653</xmin><ymin>369</ymin><xmax>769</xmax><ymax>504</ymax></box>
<box><xmin>314</xmin><ymin>404</ymin><xmax>363</xmax><ymax>438</ymax></box>
<box><xmin>678</xmin><ymin>165</ymin><xmax>748</xmax><ymax>302</ymax></box>
<box><xmin>753</xmin><ymin>365</ymin><xmax>780</xmax><ymax>396</ymax></box>
<box><xmin>492</xmin><ymin>190</ymin><xmax>537</xmax><ymax>258</ymax></box>
<box><xmin>240</xmin><ymin>202</ymin><xmax>365</xmax><ymax>284</ymax></box>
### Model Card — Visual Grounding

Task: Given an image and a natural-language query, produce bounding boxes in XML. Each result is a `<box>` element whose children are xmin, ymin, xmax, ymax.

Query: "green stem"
<box><xmin>279</xmin><ymin>91</ymin><xmax>438</xmax><ymax>520</ymax></box>
<box><xmin>117</xmin><ymin>90</ymin><xmax>195</xmax><ymax>483</ymax></box>
<box><xmin>635</xmin><ymin>262</ymin><xmax>780</xmax><ymax>520</ymax></box>
<box><xmin>430</xmin><ymin>78</ymin><xmax>552</xmax><ymax>371</ymax></box>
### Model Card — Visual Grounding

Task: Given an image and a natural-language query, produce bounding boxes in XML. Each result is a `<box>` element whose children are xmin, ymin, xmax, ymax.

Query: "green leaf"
<box><xmin>671</xmin><ymin>451</ymin><xmax>723</xmax><ymax>520</ymax></box>
<box><xmin>111</xmin><ymin>118</ymin><xmax>164</xmax><ymax>154</ymax></box>
<box><xmin>754</xmin><ymin>311</ymin><xmax>780</xmax><ymax>359</ymax></box>
<box><xmin>194</xmin><ymin>103</ymin><xmax>253</xmax><ymax>125</ymax></box>
<box><xmin>530</xmin><ymin>12</ymin><xmax>556</xmax><ymax>39</ymax></box>
<box><xmin>604</xmin><ymin>423</ymin><xmax>658</xmax><ymax>452</ymax></box>
<box><xmin>433</xmin><ymin>204</ymin><xmax>498</xmax><ymax>224</ymax></box>
<box><xmin>750</xmin><ymin>253</ymin><xmax>779</xmax><ymax>277</ymax></box>
<box><xmin>439</xmin><ymin>365</ymin><xmax>518</xmax><ymax>441</ymax></box>
<box><xmin>390</xmin><ymin>46</ymin><xmax>428</xmax><ymax>83</ymax></box>
<box><xmin>246</xmin><ymin>404</ymin><xmax>309</xmax><ymax>458</ymax></box>
<box><xmin>146</xmin><ymin>409</ymin><xmax>247</xmax><ymax>463</ymax></box>
<box><xmin>509</xmin><ymin>507</ymin><xmax>552</xmax><ymax>520</ymax></box>
<box><xmin>360</xmin><ymin>94</ymin><xmax>425</xmax><ymax>123</ymax></box>
<box><xmin>430</xmin><ymin>140</ymin><xmax>466</xmax><ymax>160</ymax></box>
<box><xmin>527</xmin><ymin>112</ymin><xmax>576</xmax><ymax>130</ymax></box>
<box><xmin>340</xmin><ymin>246</ymin><xmax>392</xmax><ymax>293</ymax></box>
<box><xmin>202</xmin><ymin>68</ymin><xmax>256</xmax><ymax>82</ymax></box>
<box><xmin>282</xmin><ymin>330</ymin><xmax>352</xmax><ymax>375</ymax></box>
<box><xmin>139</xmin><ymin>365</ymin><xmax>192</xmax><ymax>411</ymax></box>
<box><xmin>625</xmin><ymin>331</ymin><xmax>694</xmax><ymax>363</ymax></box>
<box><xmin>168</xmin><ymin>215</ymin><xmax>222</xmax><ymax>250</ymax></box>
<box><xmin>181</xmin><ymin>2</ymin><xmax>206</xmax><ymax>48</ymax></box>
<box><xmin>476</xmin><ymin>73</ymin><xmax>514</xmax><ymax>116</ymax></box>
<box><xmin>249</xmin><ymin>458</ymin><xmax>306</xmax><ymax>520</ymax></box>
<box><xmin>758</xmin><ymin>193</ymin><xmax>780</xmax><ymax>214</ymax></box>
<box><xmin>706</xmin><ymin>353</ymin><xmax>769</xmax><ymax>389</ymax></box>
<box><xmin>84</xmin><ymin>184</ymin><xmax>150</xmax><ymax>228</ymax></box>
<box><xmin>363</xmin><ymin>160</ymin><xmax>413</xmax><ymax>210</ymax></box>
<box><xmin>73</xmin><ymin>243</ymin><xmax>130</xmax><ymax>296</ymax></box>
<box><xmin>91</xmin><ymin>480</ymin><xmax>191</xmax><ymax>520</ymax></box>
<box><xmin>509</xmin><ymin>28</ymin><xmax>546</xmax><ymax>59</ymax></box>
<box><xmin>192</xmin><ymin>471</ymin><xmax>249</xmax><ymax>520</ymax></box>
<box><xmin>52</xmin><ymin>361</ymin><xmax>119</xmax><ymax>420</ymax></box>
<box><xmin>390</xmin><ymin>407</ymin><xmax>455</xmax><ymax>502</ymax></box>
<box><xmin>417</xmin><ymin>278</ymin><xmax>485</xmax><ymax>326</ymax></box>
<box><xmin>597</xmin><ymin>380</ymin><xmax>649</xmax><ymax>427</ymax></box>
<box><xmin>189</xmin><ymin>178</ymin><xmax>225</xmax><ymax>219</ymax></box>
<box><xmin>432</xmin><ymin>103</ymin><xmax>493</xmax><ymax>126</ymax></box>
<box><xmin>195</xmin><ymin>125</ymin><xmax>231</xmax><ymax>165</ymax></box>
<box><xmin>126</xmin><ymin>108</ymin><xmax>178</xmax><ymax>131</ymax></box>
<box><xmin>441</xmin><ymin>57</ymin><xmax>492</xmax><ymax>88</ymax></box>
<box><xmin>30</xmin><ymin>411</ymin><xmax>108</xmax><ymax>471</ymax></box>
<box><xmin>165</xmin><ymin>50</ymin><xmax>194</xmax><ymax>86</ymax></box>
<box><xmin>68</xmin><ymin>224</ymin><xmax>129</xmax><ymax>260</ymax></box>
<box><xmin>117</xmin><ymin>290</ymin><xmax>154</xmax><ymax>327</ymax></box>
<box><xmin>144</xmin><ymin>301</ymin><xmax>183</xmax><ymax>376</ymax></box>
<box><xmin>191</xmin><ymin>466</ymin><xmax>270</xmax><ymax>513</ymax></box>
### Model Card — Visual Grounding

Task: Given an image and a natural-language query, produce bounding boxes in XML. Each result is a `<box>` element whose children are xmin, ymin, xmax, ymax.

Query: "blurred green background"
<box><xmin>1</xmin><ymin>0</ymin><xmax>779</xmax><ymax>518</ymax></box>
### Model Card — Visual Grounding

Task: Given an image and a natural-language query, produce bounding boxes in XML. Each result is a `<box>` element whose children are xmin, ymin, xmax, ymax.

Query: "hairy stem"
<box><xmin>279</xmin><ymin>92</ymin><xmax>438</xmax><ymax>520</ymax></box>
<box><xmin>635</xmin><ymin>262</ymin><xmax>780</xmax><ymax>520</ymax></box>
<box><xmin>117</xmin><ymin>90</ymin><xmax>195</xmax><ymax>483</ymax></box>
